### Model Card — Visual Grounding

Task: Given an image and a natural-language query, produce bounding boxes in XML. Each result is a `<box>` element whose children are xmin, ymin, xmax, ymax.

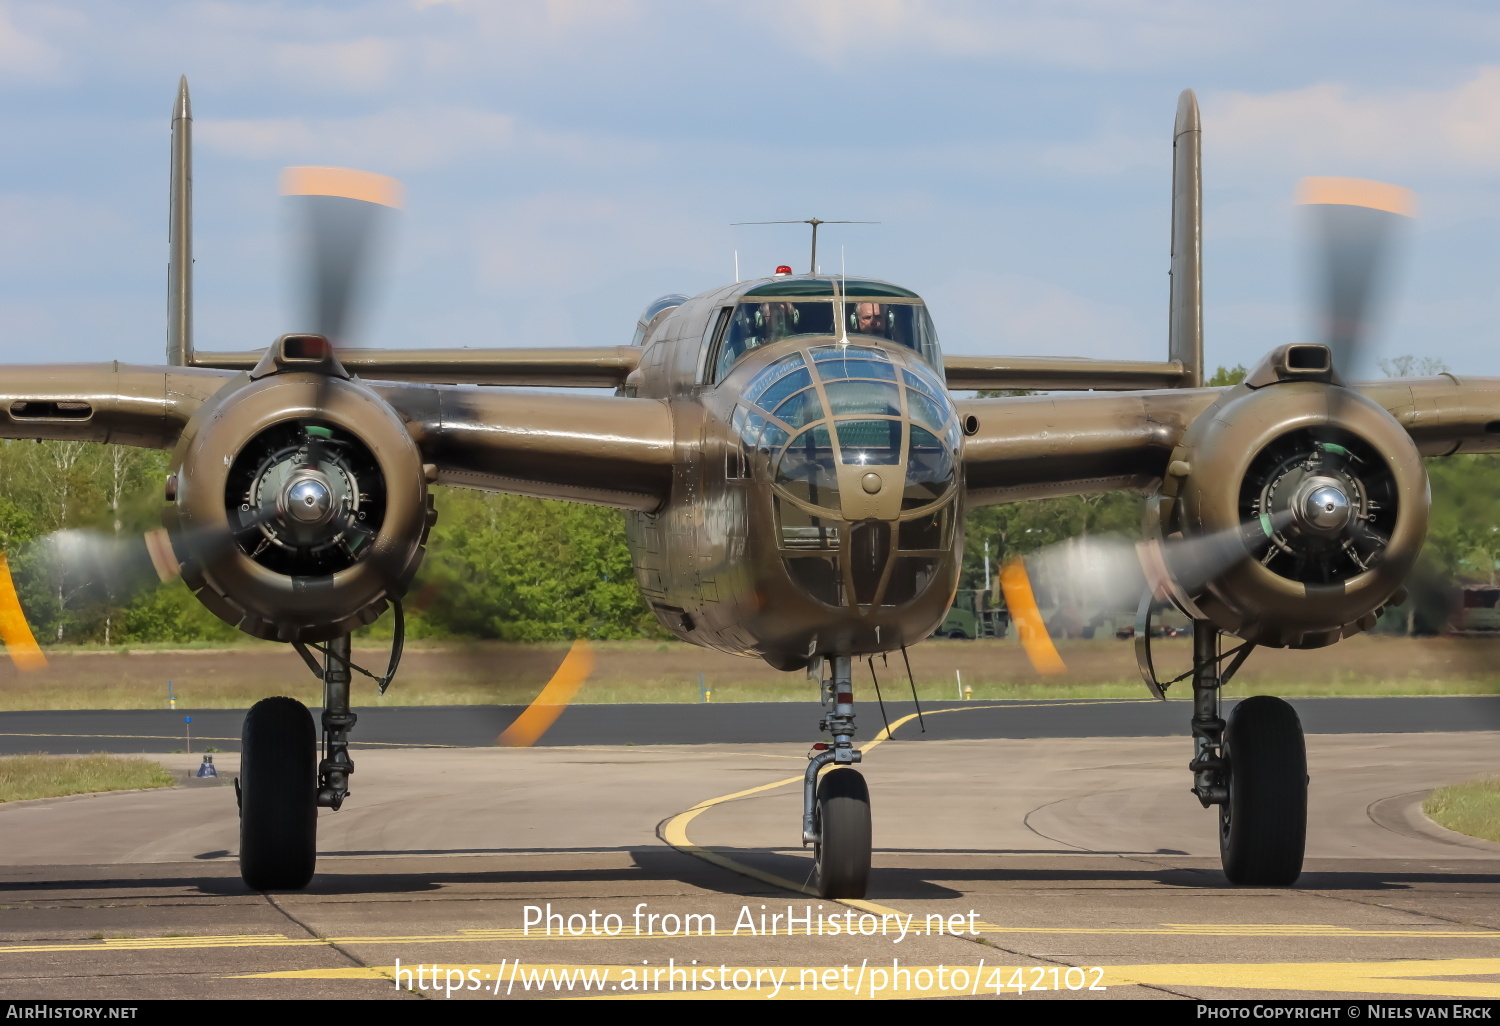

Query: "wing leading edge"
<box><xmin>0</xmin><ymin>365</ymin><xmax>676</xmax><ymax>514</ymax></box>
<box><xmin>958</xmin><ymin>376</ymin><xmax>1500</xmax><ymax>508</ymax></box>
<box><xmin>375</xmin><ymin>383</ymin><xmax>675</xmax><ymax>513</ymax></box>
<box><xmin>0</xmin><ymin>363</ymin><xmax>233</xmax><ymax>449</ymax></box>
<box><xmin>191</xmin><ymin>346</ymin><xmax>642</xmax><ymax>389</ymax></box>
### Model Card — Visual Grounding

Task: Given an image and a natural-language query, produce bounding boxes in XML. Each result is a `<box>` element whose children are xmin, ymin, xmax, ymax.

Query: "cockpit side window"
<box><xmin>699</xmin><ymin>306</ymin><xmax>733</xmax><ymax>385</ymax></box>
<box><xmin>712</xmin><ymin>301</ymin><xmax>837</xmax><ymax>383</ymax></box>
<box><xmin>839</xmin><ymin>302</ymin><xmax>940</xmax><ymax>365</ymax></box>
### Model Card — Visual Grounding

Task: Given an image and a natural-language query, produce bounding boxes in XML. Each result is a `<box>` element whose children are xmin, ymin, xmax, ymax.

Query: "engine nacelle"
<box><xmin>164</xmin><ymin>338</ymin><xmax>434</xmax><ymax>642</ymax></box>
<box><xmin>1150</xmin><ymin>345</ymin><xmax>1428</xmax><ymax>648</ymax></box>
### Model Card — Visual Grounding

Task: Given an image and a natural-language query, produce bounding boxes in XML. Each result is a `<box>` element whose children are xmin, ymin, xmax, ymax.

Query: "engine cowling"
<box><xmin>164</xmin><ymin>345</ymin><xmax>434</xmax><ymax>642</ymax></box>
<box><xmin>1150</xmin><ymin>345</ymin><xmax>1428</xmax><ymax>648</ymax></box>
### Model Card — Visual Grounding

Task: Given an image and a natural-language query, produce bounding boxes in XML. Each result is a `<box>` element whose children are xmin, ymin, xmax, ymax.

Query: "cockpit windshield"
<box><xmin>839</xmin><ymin>303</ymin><xmax>935</xmax><ymax>359</ymax></box>
<box><xmin>714</xmin><ymin>302</ymin><xmax>836</xmax><ymax>381</ymax></box>
<box><xmin>711</xmin><ymin>279</ymin><xmax>940</xmax><ymax>382</ymax></box>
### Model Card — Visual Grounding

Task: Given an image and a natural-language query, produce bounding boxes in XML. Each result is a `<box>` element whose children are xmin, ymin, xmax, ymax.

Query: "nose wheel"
<box><xmin>802</xmin><ymin>655</ymin><xmax>874</xmax><ymax>898</ymax></box>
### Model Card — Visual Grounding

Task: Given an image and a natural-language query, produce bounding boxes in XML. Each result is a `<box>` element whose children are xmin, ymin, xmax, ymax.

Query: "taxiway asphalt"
<box><xmin>4</xmin><ymin>694</ymin><xmax>1500</xmax><ymax>753</ymax></box>
<box><xmin>4</xmin><ymin>698</ymin><xmax>1500</xmax><ymax>1000</ymax></box>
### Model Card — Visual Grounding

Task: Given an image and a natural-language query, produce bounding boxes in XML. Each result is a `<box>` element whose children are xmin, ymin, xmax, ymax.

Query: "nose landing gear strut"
<box><xmin>803</xmin><ymin>655</ymin><xmax>872</xmax><ymax>898</ymax></box>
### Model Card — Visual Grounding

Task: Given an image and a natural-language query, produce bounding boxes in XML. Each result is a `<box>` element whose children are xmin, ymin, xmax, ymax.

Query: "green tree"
<box><xmin>390</xmin><ymin>488</ymin><xmax>659</xmax><ymax>642</ymax></box>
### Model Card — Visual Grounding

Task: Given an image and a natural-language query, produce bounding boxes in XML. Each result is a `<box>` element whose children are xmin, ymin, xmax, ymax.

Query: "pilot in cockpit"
<box><xmin>736</xmin><ymin>302</ymin><xmax>796</xmax><ymax>352</ymax></box>
<box><xmin>716</xmin><ymin>301</ymin><xmax>795</xmax><ymax>381</ymax></box>
<box><xmin>852</xmin><ymin>302</ymin><xmax>892</xmax><ymax>340</ymax></box>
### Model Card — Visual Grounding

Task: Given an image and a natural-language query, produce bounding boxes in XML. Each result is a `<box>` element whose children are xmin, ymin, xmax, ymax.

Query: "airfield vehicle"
<box><xmin>936</xmin><ymin>588</ymin><xmax>1009</xmax><ymax>639</ymax></box>
<box><xmin>0</xmin><ymin>82</ymin><xmax>1483</xmax><ymax>900</ymax></box>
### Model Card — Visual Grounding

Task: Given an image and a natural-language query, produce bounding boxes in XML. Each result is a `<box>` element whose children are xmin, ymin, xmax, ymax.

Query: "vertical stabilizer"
<box><xmin>167</xmin><ymin>76</ymin><xmax>192</xmax><ymax>366</ymax></box>
<box><xmin>1169</xmin><ymin>89</ymin><xmax>1202</xmax><ymax>388</ymax></box>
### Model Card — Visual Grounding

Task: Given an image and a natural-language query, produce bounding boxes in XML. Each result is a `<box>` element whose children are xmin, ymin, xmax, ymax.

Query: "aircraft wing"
<box><xmin>192</xmin><ymin>346</ymin><xmax>642</xmax><ymax>388</ymax></box>
<box><xmin>373</xmin><ymin>382</ymin><xmax>675</xmax><ymax>512</ymax></box>
<box><xmin>0</xmin><ymin>363</ymin><xmax>235</xmax><ymax>449</ymax></box>
<box><xmin>943</xmin><ymin>354</ymin><xmax>1190</xmax><ymax>392</ymax></box>
<box><xmin>0</xmin><ymin>365</ymin><xmax>675</xmax><ymax>513</ymax></box>
<box><xmin>1358</xmin><ymin>376</ymin><xmax>1500</xmax><ymax>457</ymax></box>
<box><xmin>956</xmin><ymin>389</ymin><xmax>1218</xmax><ymax>506</ymax></box>
<box><xmin>957</xmin><ymin>376</ymin><xmax>1500</xmax><ymax>507</ymax></box>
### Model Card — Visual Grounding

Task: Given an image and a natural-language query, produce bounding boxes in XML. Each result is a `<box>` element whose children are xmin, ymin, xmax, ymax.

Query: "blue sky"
<box><xmin>1</xmin><ymin>0</ymin><xmax>1499</xmax><ymax>377</ymax></box>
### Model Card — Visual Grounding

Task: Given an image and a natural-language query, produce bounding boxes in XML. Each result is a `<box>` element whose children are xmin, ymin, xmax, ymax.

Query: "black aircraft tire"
<box><xmin>814</xmin><ymin>768</ymin><xmax>872</xmax><ymax>899</ymax></box>
<box><xmin>239</xmin><ymin>696</ymin><xmax>318</xmax><ymax>891</ymax></box>
<box><xmin>1219</xmin><ymin>695</ymin><xmax>1307</xmax><ymax>887</ymax></box>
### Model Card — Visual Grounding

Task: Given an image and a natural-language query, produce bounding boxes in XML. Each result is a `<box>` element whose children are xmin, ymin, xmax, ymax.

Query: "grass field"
<box><xmin>1424</xmin><ymin>777</ymin><xmax>1500</xmax><ymax>843</ymax></box>
<box><xmin>0</xmin><ymin>754</ymin><xmax>173</xmax><ymax>802</ymax></box>
<box><xmin>0</xmin><ymin>633</ymin><xmax>1494</xmax><ymax>710</ymax></box>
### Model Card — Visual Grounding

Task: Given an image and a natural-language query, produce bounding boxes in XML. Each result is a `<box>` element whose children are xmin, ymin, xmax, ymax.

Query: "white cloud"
<box><xmin>470</xmin><ymin>189</ymin><xmax>707</xmax><ymax>292</ymax></box>
<box><xmin>0</xmin><ymin>4</ymin><xmax>65</xmax><ymax>81</ymax></box>
<box><xmin>199</xmin><ymin>107</ymin><xmax>517</xmax><ymax>171</ymax></box>
<box><xmin>541</xmin><ymin>0</ymin><xmax>642</xmax><ymax>28</ymax></box>
<box><xmin>198</xmin><ymin>104</ymin><xmax>658</xmax><ymax>174</ymax></box>
<box><xmin>742</xmin><ymin>0</ymin><xmax>1258</xmax><ymax>71</ymax></box>
<box><xmin>1037</xmin><ymin>125</ymin><xmax>1162</xmax><ymax>176</ymax></box>
<box><xmin>0</xmin><ymin>194</ymin><xmax>130</xmax><ymax>273</ymax></box>
<box><xmin>930</xmin><ymin>270</ymin><xmax>1152</xmax><ymax>360</ymax></box>
<box><xmin>1209</xmin><ymin>68</ymin><xmax>1500</xmax><ymax>179</ymax></box>
<box><xmin>271</xmin><ymin>38</ymin><xmax>402</xmax><ymax>94</ymax></box>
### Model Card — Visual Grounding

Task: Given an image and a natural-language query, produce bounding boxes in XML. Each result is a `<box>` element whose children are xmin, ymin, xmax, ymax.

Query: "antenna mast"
<box><xmin>731</xmin><ymin>218</ymin><xmax>878</xmax><ymax>275</ymax></box>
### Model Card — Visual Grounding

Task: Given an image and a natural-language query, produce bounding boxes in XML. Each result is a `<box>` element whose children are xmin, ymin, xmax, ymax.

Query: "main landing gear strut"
<box><xmin>1185</xmin><ymin>622</ymin><xmax>1307</xmax><ymax>886</ymax></box>
<box><xmin>237</xmin><ymin>634</ymin><xmax>357</xmax><ymax>891</ymax></box>
<box><xmin>804</xmin><ymin>655</ymin><xmax>872</xmax><ymax>899</ymax></box>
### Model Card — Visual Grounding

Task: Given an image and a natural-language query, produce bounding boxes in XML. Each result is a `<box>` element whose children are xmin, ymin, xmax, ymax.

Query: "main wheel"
<box><xmin>239</xmin><ymin>696</ymin><xmax>317</xmax><ymax>891</ymax></box>
<box><xmin>1219</xmin><ymin>695</ymin><xmax>1307</xmax><ymax>886</ymax></box>
<box><xmin>814</xmin><ymin>768</ymin><xmax>872</xmax><ymax>899</ymax></box>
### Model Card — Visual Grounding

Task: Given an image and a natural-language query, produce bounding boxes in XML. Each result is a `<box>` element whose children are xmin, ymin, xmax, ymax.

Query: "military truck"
<box><xmin>936</xmin><ymin>588</ymin><xmax>1009</xmax><ymax>639</ymax></box>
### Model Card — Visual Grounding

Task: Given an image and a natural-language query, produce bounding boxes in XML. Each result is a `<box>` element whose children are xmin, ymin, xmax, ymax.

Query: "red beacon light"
<box><xmin>774</xmin><ymin>265</ymin><xmax>793</xmax><ymax>276</ymax></box>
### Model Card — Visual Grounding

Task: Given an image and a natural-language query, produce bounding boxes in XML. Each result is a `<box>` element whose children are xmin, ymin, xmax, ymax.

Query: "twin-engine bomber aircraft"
<box><xmin>0</xmin><ymin>80</ymin><xmax>1489</xmax><ymax>899</ymax></box>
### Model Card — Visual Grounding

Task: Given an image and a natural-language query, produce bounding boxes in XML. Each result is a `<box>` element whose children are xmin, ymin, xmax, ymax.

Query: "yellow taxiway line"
<box><xmin>234</xmin><ymin>958</ymin><xmax>1500</xmax><ymax>999</ymax></box>
<box><xmin>1</xmin><ymin>920</ymin><xmax>1497</xmax><ymax>958</ymax></box>
<box><xmin>658</xmin><ymin>704</ymin><xmax>960</xmax><ymax>917</ymax></box>
<box><xmin>650</xmin><ymin>699</ymin><xmax>1500</xmax><ymax>1000</ymax></box>
<box><xmin>659</xmin><ymin>701</ymin><xmax>1120</xmax><ymax>918</ymax></box>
